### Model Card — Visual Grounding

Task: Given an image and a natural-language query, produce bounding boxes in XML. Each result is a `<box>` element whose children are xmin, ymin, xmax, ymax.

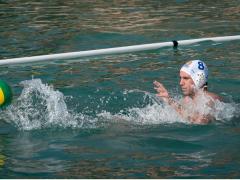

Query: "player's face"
<box><xmin>179</xmin><ymin>71</ymin><xmax>195</xmax><ymax>96</ymax></box>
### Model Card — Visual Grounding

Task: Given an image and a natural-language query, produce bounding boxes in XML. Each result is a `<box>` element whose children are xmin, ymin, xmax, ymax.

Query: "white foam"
<box><xmin>211</xmin><ymin>100</ymin><xmax>239</xmax><ymax>122</ymax></box>
<box><xmin>98</xmin><ymin>90</ymin><xmax>188</xmax><ymax>125</ymax></box>
<box><xmin>97</xmin><ymin>89</ymin><xmax>239</xmax><ymax>125</ymax></box>
<box><xmin>180</xmin><ymin>90</ymin><xmax>240</xmax><ymax>123</ymax></box>
<box><xmin>98</xmin><ymin>103</ymin><xmax>187</xmax><ymax>125</ymax></box>
<box><xmin>2</xmin><ymin>81</ymin><xmax>239</xmax><ymax>130</ymax></box>
<box><xmin>4</xmin><ymin>79</ymin><xmax>97</xmax><ymax>130</ymax></box>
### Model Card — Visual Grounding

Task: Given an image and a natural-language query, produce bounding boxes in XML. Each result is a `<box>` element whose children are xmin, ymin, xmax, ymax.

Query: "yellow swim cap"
<box><xmin>0</xmin><ymin>80</ymin><xmax>12</xmax><ymax>108</ymax></box>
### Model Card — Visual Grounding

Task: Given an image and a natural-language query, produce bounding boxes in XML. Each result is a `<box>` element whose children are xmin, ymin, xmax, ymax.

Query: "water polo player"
<box><xmin>153</xmin><ymin>60</ymin><xmax>221</xmax><ymax>124</ymax></box>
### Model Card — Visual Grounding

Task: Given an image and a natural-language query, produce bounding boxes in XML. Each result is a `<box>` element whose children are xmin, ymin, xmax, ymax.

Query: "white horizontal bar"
<box><xmin>0</xmin><ymin>35</ymin><xmax>240</xmax><ymax>66</ymax></box>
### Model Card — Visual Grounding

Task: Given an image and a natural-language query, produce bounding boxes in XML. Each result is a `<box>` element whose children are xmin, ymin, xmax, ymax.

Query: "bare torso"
<box><xmin>181</xmin><ymin>90</ymin><xmax>222</xmax><ymax>124</ymax></box>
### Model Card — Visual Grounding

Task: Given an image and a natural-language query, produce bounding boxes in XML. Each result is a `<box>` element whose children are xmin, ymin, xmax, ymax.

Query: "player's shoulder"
<box><xmin>206</xmin><ymin>91</ymin><xmax>222</xmax><ymax>101</ymax></box>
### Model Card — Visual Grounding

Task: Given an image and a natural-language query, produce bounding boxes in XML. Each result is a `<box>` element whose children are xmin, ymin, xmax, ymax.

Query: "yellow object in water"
<box><xmin>0</xmin><ymin>80</ymin><xmax>12</xmax><ymax>107</ymax></box>
<box><xmin>0</xmin><ymin>88</ymin><xmax>4</xmax><ymax>105</ymax></box>
<box><xmin>0</xmin><ymin>154</ymin><xmax>5</xmax><ymax>166</ymax></box>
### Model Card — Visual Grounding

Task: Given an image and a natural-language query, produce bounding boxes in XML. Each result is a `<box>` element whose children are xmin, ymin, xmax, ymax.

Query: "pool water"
<box><xmin>0</xmin><ymin>0</ymin><xmax>240</xmax><ymax>178</ymax></box>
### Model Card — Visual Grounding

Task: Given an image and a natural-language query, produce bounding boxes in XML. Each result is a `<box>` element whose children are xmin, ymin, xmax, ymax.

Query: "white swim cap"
<box><xmin>180</xmin><ymin>60</ymin><xmax>208</xmax><ymax>89</ymax></box>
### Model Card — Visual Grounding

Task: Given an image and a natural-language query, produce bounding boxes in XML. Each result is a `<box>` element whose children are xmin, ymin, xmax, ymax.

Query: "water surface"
<box><xmin>0</xmin><ymin>0</ymin><xmax>240</xmax><ymax>178</ymax></box>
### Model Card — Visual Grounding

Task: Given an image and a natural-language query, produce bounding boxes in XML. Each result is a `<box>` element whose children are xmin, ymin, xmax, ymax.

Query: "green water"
<box><xmin>0</xmin><ymin>0</ymin><xmax>240</xmax><ymax>178</ymax></box>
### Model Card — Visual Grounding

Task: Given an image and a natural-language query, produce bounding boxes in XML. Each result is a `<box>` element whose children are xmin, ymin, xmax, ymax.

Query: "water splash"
<box><xmin>4</xmin><ymin>79</ymin><xmax>96</xmax><ymax>130</ymax></box>
<box><xmin>98</xmin><ymin>89</ymin><xmax>239</xmax><ymax>125</ymax></box>
<box><xmin>178</xmin><ymin>91</ymin><xmax>240</xmax><ymax>124</ymax></box>
<box><xmin>97</xmin><ymin>90</ymin><xmax>187</xmax><ymax>125</ymax></box>
<box><xmin>2</xmin><ymin>79</ymin><xmax>239</xmax><ymax>131</ymax></box>
<box><xmin>211</xmin><ymin>100</ymin><xmax>239</xmax><ymax>122</ymax></box>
